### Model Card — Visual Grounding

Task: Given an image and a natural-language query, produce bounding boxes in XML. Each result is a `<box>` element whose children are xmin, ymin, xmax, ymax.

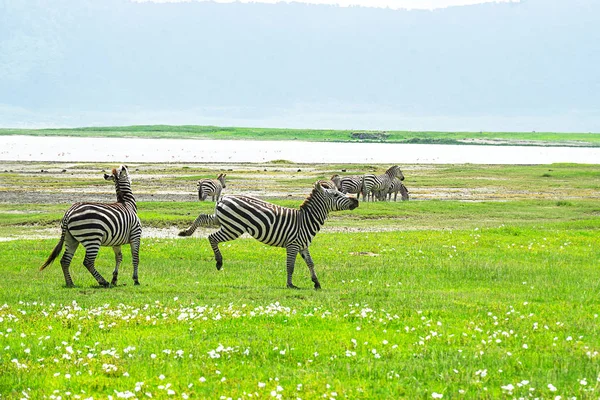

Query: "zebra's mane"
<box><xmin>299</xmin><ymin>183</ymin><xmax>326</xmax><ymax>211</ymax></box>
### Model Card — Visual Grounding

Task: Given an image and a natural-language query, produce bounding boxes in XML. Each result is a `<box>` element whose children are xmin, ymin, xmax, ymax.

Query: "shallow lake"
<box><xmin>2</xmin><ymin>135</ymin><xmax>599</xmax><ymax>164</ymax></box>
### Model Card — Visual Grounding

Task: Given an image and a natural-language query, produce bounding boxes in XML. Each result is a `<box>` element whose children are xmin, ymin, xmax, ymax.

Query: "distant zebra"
<box><xmin>179</xmin><ymin>181</ymin><xmax>359</xmax><ymax>289</ymax></box>
<box><xmin>40</xmin><ymin>165</ymin><xmax>142</xmax><ymax>287</ymax></box>
<box><xmin>331</xmin><ymin>174</ymin><xmax>363</xmax><ymax>196</ymax></box>
<box><xmin>361</xmin><ymin>165</ymin><xmax>404</xmax><ymax>202</ymax></box>
<box><xmin>198</xmin><ymin>173</ymin><xmax>227</xmax><ymax>201</ymax></box>
<box><xmin>382</xmin><ymin>178</ymin><xmax>409</xmax><ymax>201</ymax></box>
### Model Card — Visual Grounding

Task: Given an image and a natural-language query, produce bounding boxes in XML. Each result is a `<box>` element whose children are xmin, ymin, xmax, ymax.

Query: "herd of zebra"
<box><xmin>40</xmin><ymin>164</ymin><xmax>406</xmax><ymax>289</ymax></box>
<box><xmin>196</xmin><ymin>165</ymin><xmax>409</xmax><ymax>203</ymax></box>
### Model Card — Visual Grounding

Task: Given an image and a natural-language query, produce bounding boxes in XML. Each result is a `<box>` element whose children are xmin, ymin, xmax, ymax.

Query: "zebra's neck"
<box><xmin>299</xmin><ymin>189</ymin><xmax>329</xmax><ymax>233</ymax></box>
<box><xmin>115</xmin><ymin>180</ymin><xmax>137</xmax><ymax>209</ymax></box>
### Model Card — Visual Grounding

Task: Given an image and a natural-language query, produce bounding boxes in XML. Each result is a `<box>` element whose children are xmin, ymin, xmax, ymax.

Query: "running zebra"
<box><xmin>361</xmin><ymin>165</ymin><xmax>404</xmax><ymax>202</ymax></box>
<box><xmin>331</xmin><ymin>174</ymin><xmax>364</xmax><ymax>196</ymax></box>
<box><xmin>198</xmin><ymin>173</ymin><xmax>227</xmax><ymax>201</ymax></box>
<box><xmin>179</xmin><ymin>181</ymin><xmax>359</xmax><ymax>289</ymax></box>
<box><xmin>40</xmin><ymin>165</ymin><xmax>142</xmax><ymax>287</ymax></box>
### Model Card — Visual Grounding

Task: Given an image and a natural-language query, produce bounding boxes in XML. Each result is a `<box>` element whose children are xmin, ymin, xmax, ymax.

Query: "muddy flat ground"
<box><xmin>0</xmin><ymin>161</ymin><xmax>594</xmax><ymax>205</ymax></box>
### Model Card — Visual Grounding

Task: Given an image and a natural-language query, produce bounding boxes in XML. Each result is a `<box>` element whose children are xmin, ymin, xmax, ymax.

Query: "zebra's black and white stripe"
<box><xmin>179</xmin><ymin>181</ymin><xmax>359</xmax><ymax>289</ymax></box>
<box><xmin>361</xmin><ymin>165</ymin><xmax>404</xmax><ymax>201</ymax></box>
<box><xmin>331</xmin><ymin>174</ymin><xmax>363</xmax><ymax>196</ymax></box>
<box><xmin>198</xmin><ymin>173</ymin><xmax>227</xmax><ymax>201</ymax></box>
<box><xmin>40</xmin><ymin>165</ymin><xmax>142</xmax><ymax>287</ymax></box>
<box><xmin>385</xmin><ymin>178</ymin><xmax>409</xmax><ymax>201</ymax></box>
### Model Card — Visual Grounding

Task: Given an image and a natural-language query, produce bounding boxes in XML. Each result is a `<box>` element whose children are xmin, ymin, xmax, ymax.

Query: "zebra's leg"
<box><xmin>179</xmin><ymin>214</ymin><xmax>207</xmax><ymax>236</ymax></box>
<box><xmin>285</xmin><ymin>245</ymin><xmax>300</xmax><ymax>289</ymax></box>
<box><xmin>111</xmin><ymin>246</ymin><xmax>123</xmax><ymax>286</ymax></box>
<box><xmin>60</xmin><ymin>231</ymin><xmax>79</xmax><ymax>288</ymax></box>
<box><xmin>208</xmin><ymin>227</ymin><xmax>241</xmax><ymax>270</ymax></box>
<box><xmin>300</xmin><ymin>248</ymin><xmax>321</xmax><ymax>290</ymax></box>
<box><xmin>82</xmin><ymin>241</ymin><xmax>110</xmax><ymax>287</ymax></box>
<box><xmin>130</xmin><ymin>237</ymin><xmax>141</xmax><ymax>285</ymax></box>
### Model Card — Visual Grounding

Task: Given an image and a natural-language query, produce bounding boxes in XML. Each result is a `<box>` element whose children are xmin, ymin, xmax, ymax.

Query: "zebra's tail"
<box><xmin>40</xmin><ymin>229</ymin><xmax>66</xmax><ymax>271</ymax></box>
<box><xmin>178</xmin><ymin>214</ymin><xmax>220</xmax><ymax>237</ymax></box>
<box><xmin>360</xmin><ymin>175</ymin><xmax>366</xmax><ymax>200</ymax></box>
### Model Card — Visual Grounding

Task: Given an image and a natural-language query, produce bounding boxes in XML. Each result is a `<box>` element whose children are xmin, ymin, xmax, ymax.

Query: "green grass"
<box><xmin>1</xmin><ymin>162</ymin><xmax>600</xmax><ymax>398</ymax></box>
<box><xmin>2</xmin><ymin>124</ymin><xmax>600</xmax><ymax>146</ymax></box>
<box><xmin>1</xmin><ymin>227</ymin><xmax>600</xmax><ymax>398</ymax></box>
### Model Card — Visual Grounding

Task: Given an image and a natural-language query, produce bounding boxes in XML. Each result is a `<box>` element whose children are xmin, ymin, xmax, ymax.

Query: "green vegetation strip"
<box><xmin>2</xmin><ymin>125</ymin><xmax>600</xmax><ymax>146</ymax></box>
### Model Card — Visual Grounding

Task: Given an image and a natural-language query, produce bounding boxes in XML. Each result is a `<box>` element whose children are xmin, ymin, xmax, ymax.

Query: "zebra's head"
<box><xmin>104</xmin><ymin>165</ymin><xmax>134</xmax><ymax>203</ymax></box>
<box><xmin>400</xmin><ymin>184</ymin><xmax>410</xmax><ymax>201</ymax></box>
<box><xmin>104</xmin><ymin>165</ymin><xmax>131</xmax><ymax>184</ymax></box>
<box><xmin>387</xmin><ymin>165</ymin><xmax>405</xmax><ymax>181</ymax></box>
<box><xmin>217</xmin><ymin>173</ymin><xmax>227</xmax><ymax>188</ymax></box>
<box><xmin>330</xmin><ymin>174</ymin><xmax>341</xmax><ymax>190</ymax></box>
<box><xmin>315</xmin><ymin>180</ymin><xmax>359</xmax><ymax>211</ymax></box>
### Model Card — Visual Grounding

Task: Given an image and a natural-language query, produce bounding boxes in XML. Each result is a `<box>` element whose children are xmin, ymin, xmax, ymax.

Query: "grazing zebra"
<box><xmin>361</xmin><ymin>165</ymin><xmax>404</xmax><ymax>202</ymax></box>
<box><xmin>331</xmin><ymin>174</ymin><xmax>363</xmax><ymax>196</ymax></box>
<box><xmin>40</xmin><ymin>165</ymin><xmax>142</xmax><ymax>287</ymax></box>
<box><xmin>178</xmin><ymin>181</ymin><xmax>359</xmax><ymax>289</ymax></box>
<box><xmin>383</xmin><ymin>178</ymin><xmax>410</xmax><ymax>201</ymax></box>
<box><xmin>198</xmin><ymin>173</ymin><xmax>227</xmax><ymax>201</ymax></box>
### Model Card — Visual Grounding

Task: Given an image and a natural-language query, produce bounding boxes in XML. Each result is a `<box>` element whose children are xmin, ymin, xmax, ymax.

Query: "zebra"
<box><xmin>198</xmin><ymin>173</ymin><xmax>227</xmax><ymax>201</ymax></box>
<box><xmin>380</xmin><ymin>178</ymin><xmax>409</xmax><ymax>201</ymax></box>
<box><xmin>331</xmin><ymin>174</ymin><xmax>363</xmax><ymax>196</ymax></box>
<box><xmin>40</xmin><ymin>165</ymin><xmax>142</xmax><ymax>287</ymax></box>
<box><xmin>178</xmin><ymin>181</ymin><xmax>359</xmax><ymax>289</ymax></box>
<box><xmin>361</xmin><ymin>165</ymin><xmax>404</xmax><ymax>202</ymax></box>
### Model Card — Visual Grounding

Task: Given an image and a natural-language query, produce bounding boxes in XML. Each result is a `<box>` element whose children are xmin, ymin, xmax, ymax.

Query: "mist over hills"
<box><xmin>1</xmin><ymin>0</ymin><xmax>598</xmax><ymax>131</ymax></box>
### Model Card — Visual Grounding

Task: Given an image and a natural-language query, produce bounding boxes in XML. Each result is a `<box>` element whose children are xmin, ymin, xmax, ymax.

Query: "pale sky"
<box><xmin>131</xmin><ymin>0</ymin><xmax>520</xmax><ymax>10</ymax></box>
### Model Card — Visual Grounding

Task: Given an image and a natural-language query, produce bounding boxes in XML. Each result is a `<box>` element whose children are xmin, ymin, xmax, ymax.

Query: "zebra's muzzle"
<box><xmin>348</xmin><ymin>198</ymin><xmax>359</xmax><ymax>210</ymax></box>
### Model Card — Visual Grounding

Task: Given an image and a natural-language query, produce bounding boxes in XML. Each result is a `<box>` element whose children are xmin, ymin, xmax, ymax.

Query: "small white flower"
<box><xmin>199</xmin><ymin>377</ymin><xmax>206</xmax><ymax>383</ymax></box>
<box><xmin>548</xmin><ymin>384</ymin><xmax>557</xmax><ymax>392</ymax></box>
<box><xmin>258</xmin><ymin>382</ymin><xmax>266</xmax><ymax>388</ymax></box>
<box><xmin>580</xmin><ymin>378</ymin><xmax>588</xmax><ymax>386</ymax></box>
<box><xmin>501</xmin><ymin>384</ymin><xmax>514</xmax><ymax>392</ymax></box>
<box><xmin>432</xmin><ymin>393</ymin><xmax>443</xmax><ymax>399</ymax></box>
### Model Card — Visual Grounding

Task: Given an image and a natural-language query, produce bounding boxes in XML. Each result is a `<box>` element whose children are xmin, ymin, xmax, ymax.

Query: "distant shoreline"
<box><xmin>1</xmin><ymin>125</ymin><xmax>599</xmax><ymax>148</ymax></box>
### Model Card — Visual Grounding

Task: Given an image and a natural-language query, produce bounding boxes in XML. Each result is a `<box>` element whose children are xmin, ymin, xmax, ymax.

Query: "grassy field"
<box><xmin>1</xmin><ymin>162</ymin><xmax>600</xmax><ymax>399</ymax></box>
<box><xmin>1</xmin><ymin>124</ymin><xmax>600</xmax><ymax>147</ymax></box>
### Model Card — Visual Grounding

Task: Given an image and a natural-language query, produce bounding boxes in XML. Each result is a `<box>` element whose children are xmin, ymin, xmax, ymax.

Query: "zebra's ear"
<box><xmin>315</xmin><ymin>181</ymin><xmax>325</xmax><ymax>194</ymax></box>
<box><xmin>104</xmin><ymin>173</ymin><xmax>115</xmax><ymax>181</ymax></box>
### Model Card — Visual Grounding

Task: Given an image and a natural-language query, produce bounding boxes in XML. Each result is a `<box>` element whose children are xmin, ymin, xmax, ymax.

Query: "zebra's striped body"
<box><xmin>331</xmin><ymin>174</ymin><xmax>363</xmax><ymax>196</ymax></box>
<box><xmin>40</xmin><ymin>165</ymin><xmax>142</xmax><ymax>287</ymax></box>
<box><xmin>179</xmin><ymin>181</ymin><xmax>359</xmax><ymax>289</ymax></box>
<box><xmin>384</xmin><ymin>178</ymin><xmax>409</xmax><ymax>201</ymax></box>
<box><xmin>198</xmin><ymin>173</ymin><xmax>227</xmax><ymax>201</ymax></box>
<box><xmin>361</xmin><ymin>165</ymin><xmax>404</xmax><ymax>202</ymax></box>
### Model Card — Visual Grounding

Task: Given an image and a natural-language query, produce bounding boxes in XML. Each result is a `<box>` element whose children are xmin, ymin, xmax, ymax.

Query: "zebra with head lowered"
<box><xmin>377</xmin><ymin>177</ymin><xmax>409</xmax><ymax>201</ymax></box>
<box><xmin>40</xmin><ymin>165</ymin><xmax>142</xmax><ymax>287</ymax></box>
<box><xmin>198</xmin><ymin>173</ymin><xmax>227</xmax><ymax>201</ymax></box>
<box><xmin>361</xmin><ymin>165</ymin><xmax>404</xmax><ymax>202</ymax></box>
<box><xmin>179</xmin><ymin>181</ymin><xmax>359</xmax><ymax>289</ymax></box>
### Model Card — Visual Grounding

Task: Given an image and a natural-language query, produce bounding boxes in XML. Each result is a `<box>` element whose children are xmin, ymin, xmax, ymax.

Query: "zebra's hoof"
<box><xmin>134</xmin><ymin>281</ymin><xmax>140</xmax><ymax>286</ymax></box>
<box><xmin>216</xmin><ymin>261</ymin><xmax>223</xmax><ymax>270</ymax></box>
<box><xmin>100</xmin><ymin>282</ymin><xmax>110</xmax><ymax>288</ymax></box>
<box><xmin>111</xmin><ymin>279</ymin><xmax>118</xmax><ymax>286</ymax></box>
<box><xmin>287</xmin><ymin>284</ymin><xmax>300</xmax><ymax>290</ymax></box>
<box><xmin>178</xmin><ymin>231</ymin><xmax>189</xmax><ymax>237</ymax></box>
<box><xmin>314</xmin><ymin>284</ymin><xmax>322</xmax><ymax>290</ymax></box>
